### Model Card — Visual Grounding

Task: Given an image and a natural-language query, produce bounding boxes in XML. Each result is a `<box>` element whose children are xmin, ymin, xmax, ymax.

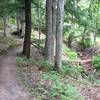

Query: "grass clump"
<box><xmin>92</xmin><ymin>54</ymin><xmax>100</xmax><ymax>71</ymax></box>
<box><xmin>38</xmin><ymin>60</ymin><xmax>53</xmax><ymax>71</ymax></box>
<box><xmin>41</xmin><ymin>71</ymin><xmax>84</xmax><ymax>100</ymax></box>
<box><xmin>62</xmin><ymin>61</ymin><xmax>84</xmax><ymax>78</ymax></box>
<box><xmin>16</xmin><ymin>56</ymin><xmax>36</xmax><ymax>67</ymax></box>
<box><xmin>63</xmin><ymin>46</ymin><xmax>78</xmax><ymax>60</ymax></box>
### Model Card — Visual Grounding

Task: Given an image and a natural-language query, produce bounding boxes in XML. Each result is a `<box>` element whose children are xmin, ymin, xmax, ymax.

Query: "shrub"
<box><xmin>0</xmin><ymin>23</ymin><xmax>4</xmax><ymax>30</ymax></box>
<box><xmin>16</xmin><ymin>56</ymin><xmax>35</xmax><ymax>67</ymax></box>
<box><xmin>80</xmin><ymin>38</ymin><xmax>92</xmax><ymax>49</ymax></box>
<box><xmin>39</xmin><ymin>60</ymin><xmax>53</xmax><ymax>71</ymax></box>
<box><xmin>16</xmin><ymin>56</ymin><xmax>29</xmax><ymax>66</ymax></box>
<box><xmin>92</xmin><ymin>54</ymin><xmax>100</xmax><ymax>71</ymax></box>
<box><xmin>63</xmin><ymin>47</ymin><xmax>78</xmax><ymax>60</ymax></box>
<box><xmin>62</xmin><ymin>61</ymin><xmax>84</xmax><ymax>77</ymax></box>
<box><xmin>42</xmin><ymin>71</ymin><xmax>84</xmax><ymax>100</ymax></box>
<box><xmin>50</xmin><ymin>83</ymin><xmax>84</xmax><ymax>100</ymax></box>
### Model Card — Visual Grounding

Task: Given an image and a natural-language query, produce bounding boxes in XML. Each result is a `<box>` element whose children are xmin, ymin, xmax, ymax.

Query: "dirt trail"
<box><xmin>0</xmin><ymin>47</ymin><xmax>31</xmax><ymax>100</ymax></box>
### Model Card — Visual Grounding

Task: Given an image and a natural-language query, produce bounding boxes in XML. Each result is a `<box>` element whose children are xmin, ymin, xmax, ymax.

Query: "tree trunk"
<box><xmin>16</xmin><ymin>12</ymin><xmax>21</xmax><ymax>35</ymax></box>
<box><xmin>52</xmin><ymin>0</ymin><xmax>57</xmax><ymax>62</ymax></box>
<box><xmin>37</xmin><ymin>0</ymin><xmax>41</xmax><ymax>42</ymax></box>
<box><xmin>93</xmin><ymin>32</ymin><xmax>96</xmax><ymax>48</ymax></box>
<box><xmin>21</xmin><ymin>8</ymin><xmax>25</xmax><ymax>36</ymax></box>
<box><xmin>81</xmin><ymin>26</ymin><xmax>87</xmax><ymax>50</ymax></box>
<box><xmin>22</xmin><ymin>0</ymin><xmax>31</xmax><ymax>58</ymax></box>
<box><xmin>3</xmin><ymin>16</ymin><xmax>8</xmax><ymax>37</ymax></box>
<box><xmin>55</xmin><ymin>0</ymin><xmax>64</xmax><ymax>71</ymax></box>
<box><xmin>68</xmin><ymin>33</ymin><xmax>73</xmax><ymax>48</ymax></box>
<box><xmin>15</xmin><ymin>0</ymin><xmax>20</xmax><ymax>36</ymax></box>
<box><xmin>45</xmin><ymin>0</ymin><xmax>53</xmax><ymax>64</ymax></box>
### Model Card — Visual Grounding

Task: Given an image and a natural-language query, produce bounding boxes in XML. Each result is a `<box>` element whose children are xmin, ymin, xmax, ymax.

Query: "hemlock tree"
<box><xmin>22</xmin><ymin>0</ymin><xmax>32</xmax><ymax>58</ymax></box>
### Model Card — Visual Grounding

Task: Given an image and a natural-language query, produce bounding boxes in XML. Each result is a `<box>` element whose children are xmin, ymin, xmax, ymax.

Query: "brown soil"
<box><xmin>0</xmin><ymin>47</ymin><xmax>32</xmax><ymax>100</ymax></box>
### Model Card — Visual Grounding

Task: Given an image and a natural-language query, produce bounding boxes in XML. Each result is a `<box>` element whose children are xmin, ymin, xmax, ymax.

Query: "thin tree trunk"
<box><xmin>3</xmin><ymin>16</ymin><xmax>7</xmax><ymax>37</ymax></box>
<box><xmin>81</xmin><ymin>26</ymin><xmax>87</xmax><ymax>50</ymax></box>
<box><xmin>37</xmin><ymin>0</ymin><xmax>41</xmax><ymax>41</ymax></box>
<box><xmin>16</xmin><ymin>12</ymin><xmax>21</xmax><ymax>35</ymax></box>
<box><xmin>22</xmin><ymin>0</ymin><xmax>31</xmax><ymax>58</ymax></box>
<box><xmin>21</xmin><ymin>8</ymin><xmax>25</xmax><ymax>36</ymax></box>
<box><xmin>68</xmin><ymin>33</ymin><xmax>73</xmax><ymax>48</ymax></box>
<box><xmin>15</xmin><ymin>0</ymin><xmax>20</xmax><ymax>36</ymax></box>
<box><xmin>55</xmin><ymin>0</ymin><xmax>64</xmax><ymax>71</ymax></box>
<box><xmin>93</xmin><ymin>32</ymin><xmax>96</xmax><ymax>48</ymax></box>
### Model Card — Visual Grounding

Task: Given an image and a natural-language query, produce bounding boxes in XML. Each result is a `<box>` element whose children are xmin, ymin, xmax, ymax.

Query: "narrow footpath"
<box><xmin>0</xmin><ymin>47</ymin><xmax>30</xmax><ymax>100</ymax></box>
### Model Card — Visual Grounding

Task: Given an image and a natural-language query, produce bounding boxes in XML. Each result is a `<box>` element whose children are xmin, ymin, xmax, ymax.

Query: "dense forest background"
<box><xmin>0</xmin><ymin>0</ymin><xmax>100</xmax><ymax>100</ymax></box>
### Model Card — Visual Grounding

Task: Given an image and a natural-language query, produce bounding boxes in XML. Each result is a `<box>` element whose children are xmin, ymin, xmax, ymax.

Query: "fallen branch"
<box><xmin>63</xmin><ymin>59</ymin><xmax>92</xmax><ymax>63</ymax></box>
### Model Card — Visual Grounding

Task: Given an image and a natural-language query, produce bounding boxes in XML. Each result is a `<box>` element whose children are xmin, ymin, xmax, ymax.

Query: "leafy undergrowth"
<box><xmin>16</xmin><ymin>55</ymin><xmax>86</xmax><ymax>100</ymax></box>
<box><xmin>16</xmin><ymin>45</ymin><xmax>100</xmax><ymax>100</ymax></box>
<box><xmin>63</xmin><ymin>46</ymin><xmax>78</xmax><ymax>60</ymax></box>
<box><xmin>0</xmin><ymin>36</ymin><xmax>19</xmax><ymax>54</ymax></box>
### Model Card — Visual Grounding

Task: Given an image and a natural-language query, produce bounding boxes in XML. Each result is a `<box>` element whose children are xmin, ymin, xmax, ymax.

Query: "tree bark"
<box><xmin>45</xmin><ymin>0</ymin><xmax>53</xmax><ymax>64</ymax></box>
<box><xmin>21</xmin><ymin>8</ymin><xmax>25</xmax><ymax>36</ymax></box>
<box><xmin>3</xmin><ymin>16</ymin><xmax>8</xmax><ymax>37</ymax></box>
<box><xmin>16</xmin><ymin>12</ymin><xmax>21</xmax><ymax>35</ymax></box>
<box><xmin>55</xmin><ymin>0</ymin><xmax>64</xmax><ymax>71</ymax></box>
<box><xmin>52</xmin><ymin>0</ymin><xmax>57</xmax><ymax>62</ymax></box>
<box><xmin>15</xmin><ymin>0</ymin><xmax>21</xmax><ymax>36</ymax></box>
<box><xmin>22</xmin><ymin>0</ymin><xmax>31</xmax><ymax>58</ymax></box>
<box><xmin>37</xmin><ymin>0</ymin><xmax>41</xmax><ymax>41</ymax></box>
<box><xmin>68</xmin><ymin>33</ymin><xmax>73</xmax><ymax>48</ymax></box>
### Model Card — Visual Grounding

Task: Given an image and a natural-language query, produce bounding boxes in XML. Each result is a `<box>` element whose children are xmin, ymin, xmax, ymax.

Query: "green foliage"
<box><xmin>43</xmin><ymin>71</ymin><xmax>84</xmax><ymax>100</ymax></box>
<box><xmin>80</xmin><ymin>38</ymin><xmax>92</xmax><ymax>48</ymax></box>
<box><xmin>0</xmin><ymin>22</ymin><xmax>4</xmax><ymax>30</ymax></box>
<box><xmin>16</xmin><ymin>57</ymin><xmax>84</xmax><ymax>100</ymax></box>
<box><xmin>95</xmin><ymin>79</ymin><xmax>100</xmax><ymax>84</ymax></box>
<box><xmin>92</xmin><ymin>54</ymin><xmax>100</xmax><ymax>71</ymax></box>
<box><xmin>0</xmin><ymin>36</ymin><xmax>17</xmax><ymax>55</ymax></box>
<box><xmin>64</xmin><ymin>0</ymin><xmax>100</xmax><ymax>50</ymax></box>
<box><xmin>62</xmin><ymin>61</ymin><xmax>84</xmax><ymax>77</ymax></box>
<box><xmin>9</xmin><ymin>18</ymin><xmax>16</xmax><ymax>24</ymax></box>
<box><xmin>51</xmin><ymin>84</ymin><xmax>84</xmax><ymax>100</ymax></box>
<box><xmin>39</xmin><ymin>60</ymin><xmax>53</xmax><ymax>71</ymax></box>
<box><xmin>16</xmin><ymin>56</ymin><xmax>35</xmax><ymax>66</ymax></box>
<box><xmin>31</xmin><ymin>0</ymin><xmax>45</xmax><ymax>31</ymax></box>
<box><xmin>7</xmin><ymin>38</ymin><xmax>17</xmax><ymax>48</ymax></box>
<box><xmin>68</xmin><ymin>51</ymin><xmax>78</xmax><ymax>60</ymax></box>
<box><xmin>63</xmin><ymin>47</ymin><xmax>78</xmax><ymax>60</ymax></box>
<box><xmin>16</xmin><ymin>56</ymin><xmax>28</xmax><ymax>66</ymax></box>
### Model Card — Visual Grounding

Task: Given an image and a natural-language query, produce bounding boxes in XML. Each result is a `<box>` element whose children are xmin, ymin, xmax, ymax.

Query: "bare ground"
<box><xmin>0</xmin><ymin>47</ymin><xmax>32</xmax><ymax>100</ymax></box>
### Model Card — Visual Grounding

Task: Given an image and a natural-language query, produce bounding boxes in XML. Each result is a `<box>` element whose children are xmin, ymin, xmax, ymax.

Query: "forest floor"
<box><xmin>0</xmin><ymin>34</ymin><xmax>100</xmax><ymax>100</ymax></box>
<box><xmin>16</xmin><ymin>42</ymin><xmax>100</xmax><ymax>99</ymax></box>
<box><xmin>18</xmin><ymin>52</ymin><xmax>100</xmax><ymax>100</ymax></box>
